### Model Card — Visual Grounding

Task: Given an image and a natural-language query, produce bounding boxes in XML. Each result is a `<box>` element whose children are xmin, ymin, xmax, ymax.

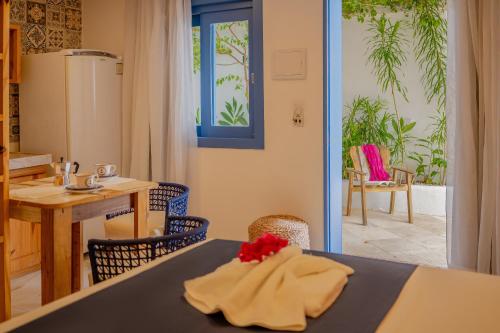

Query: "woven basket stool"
<box><xmin>248</xmin><ymin>215</ymin><xmax>310</xmax><ymax>250</ymax></box>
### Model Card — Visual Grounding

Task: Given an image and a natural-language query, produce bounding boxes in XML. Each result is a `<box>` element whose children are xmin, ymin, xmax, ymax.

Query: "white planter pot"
<box><xmin>341</xmin><ymin>180</ymin><xmax>446</xmax><ymax>217</ymax></box>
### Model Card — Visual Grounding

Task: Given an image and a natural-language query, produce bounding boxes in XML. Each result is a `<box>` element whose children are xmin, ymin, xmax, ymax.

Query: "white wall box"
<box><xmin>272</xmin><ymin>48</ymin><xmax>307</xmax><ymax>80</ymax></box>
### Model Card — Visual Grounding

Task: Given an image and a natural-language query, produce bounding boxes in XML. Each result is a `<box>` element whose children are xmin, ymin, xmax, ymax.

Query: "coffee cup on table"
<box><xmin>74</xmin><ymin>173</ymin><xmax>98</xmax><ymax>189</ymax></box>
<box><xmin>95</xmin><ymin>163</ymin><xmax>117</xmax><ymax>177</ymax></box>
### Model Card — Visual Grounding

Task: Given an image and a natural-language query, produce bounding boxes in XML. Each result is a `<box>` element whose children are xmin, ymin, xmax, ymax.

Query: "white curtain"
<box><xmin>447</xmin><ymin>0</ymin><xmax>500</xmax><ymax>274</ymax></box>
<box><xmin>122</xmin><ymin>0</ymin><xmax>196</xmax><ymax>183</ymax></box>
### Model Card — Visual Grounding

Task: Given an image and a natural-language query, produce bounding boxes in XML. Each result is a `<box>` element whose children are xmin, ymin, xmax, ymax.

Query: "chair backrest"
<box><xmin>106</xmin><ymin>182</ymin><xmax>189</xmax><ymax>220</ymax></box>
<box><xmin>349</xmin><ymin>145</ymin><xmax>391</xmax><ymax>179</ymax></box>
<box><xmin>88</xmin><ymin>216</ymin><xmax>209</xmax><ymax>284</ymax></box>
<box><xmin>152</xmin><ymin>183</ymin><xmax>189</xmax><ymax>216</ymax></box>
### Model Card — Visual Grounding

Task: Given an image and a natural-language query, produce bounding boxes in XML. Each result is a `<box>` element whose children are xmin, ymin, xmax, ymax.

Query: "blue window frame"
<box><xmin>192</xmin><ymin>0</ymin><xmax>264</xmax><ymax>149</ymax></box>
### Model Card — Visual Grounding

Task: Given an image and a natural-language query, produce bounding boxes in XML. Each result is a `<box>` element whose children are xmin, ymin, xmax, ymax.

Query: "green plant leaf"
<box><xmin>218</xmin><ymin>120</ymin><xmax>231</xmax><ymax>126</ymax></box>
<box><xmin>221</xmin><ymin>112</ymin><xmax>234</xmax><ymax>124</ymax></box>
<box><xmin>391</xmin><ymin>119</ymin><xmax>399</xmax><ymax>133</ymax></box>
<box><xmin>403</xmin><ymin>121</ymin><xmax>416</xmax><ymax>132</ymax></box>
<box><xmin>238</xmin><ymin>116</ymin><xmax>248</xmax><ymax>126</ymax></box>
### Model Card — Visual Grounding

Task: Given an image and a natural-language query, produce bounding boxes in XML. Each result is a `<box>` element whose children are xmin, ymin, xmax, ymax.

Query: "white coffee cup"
<box><xmin>75</xmin><ymin>173</ymin><xmax>98</xmax><ymax>189</ymax></box>
<box><xmin>96</xmin><ymin>164</ymin><xmax>117</xmax><ymax>177</ymax></box>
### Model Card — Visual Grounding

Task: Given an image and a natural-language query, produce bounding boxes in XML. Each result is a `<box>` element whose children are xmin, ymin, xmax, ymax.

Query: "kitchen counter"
<box><xmin>9</xmin><ymin>152</ymin><xmax>52</xmax><ymax>171</ymax></box>
<box><xmin>9</xmin><ymin>152</ymin><xmax>53</xmax><ymax>276</ymax></box>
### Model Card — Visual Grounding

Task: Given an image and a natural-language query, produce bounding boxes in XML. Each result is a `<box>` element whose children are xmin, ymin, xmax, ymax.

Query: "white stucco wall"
<box><xmin>343</xmin><ymin>14</ymin><xmax>440</xmax><ymax>171</ymax></box>
<box><xmin>342</xmin><ymin>180</ymin><xmax>446</xmax><ymax>217</ymax></box>
<box><xmin>81</xmin><ymin>0</ymin><xmax>125</xmax><ymax>56</ymax></box>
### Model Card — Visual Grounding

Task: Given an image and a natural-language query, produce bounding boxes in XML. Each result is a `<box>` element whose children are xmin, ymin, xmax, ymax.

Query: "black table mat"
<box><xmin>12</xmin><ymin>240</ymin><xmax>416</xmax><ymax>333</ymax></box>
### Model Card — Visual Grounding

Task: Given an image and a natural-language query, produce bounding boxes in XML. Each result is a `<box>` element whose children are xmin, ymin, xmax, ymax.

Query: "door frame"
<box><xmin>323</xmin><ymin>0</ymin><xmax>343</xmax><ymax>253</ymax></box>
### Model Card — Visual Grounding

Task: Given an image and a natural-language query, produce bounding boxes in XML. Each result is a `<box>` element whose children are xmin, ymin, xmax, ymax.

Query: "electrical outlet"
<box><xmin>292</xmin><ymin>105</ymin><xmax>304</xmax><ymax>127</ymax></box>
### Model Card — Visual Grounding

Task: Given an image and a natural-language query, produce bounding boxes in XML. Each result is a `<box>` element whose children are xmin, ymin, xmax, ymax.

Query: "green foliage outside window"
<box><xmin>342</xmin><ymin>97</ymin><xmax>393</xmax><ymax>177</ymax></box>
<box><xmin>193</xmin><ymin>26</ymin><xmax>201</xmax><ymax>75</ymax></box>
<box><xmin>367</xmin><ymin>15</ymin><xmax>411</xmax><ymax>166</ymax></box>
<box><xmin>193</xmin><ymin>22</ymin><xmax>250</xmax><ymax>127</ymax></box>
<box><xmin>219</xmin><ymin>97</ymin><xmax>249</xmax><ymax>126</ymax></box>
<box><xmin>342</xmin><ymin>0</ymin><xmax>447</xmax><ymax>185</ymax></box>
<box><xmin>215</xmin><ymin>21</ymin><xmax>250</xmax><ymax>126</ymax></box>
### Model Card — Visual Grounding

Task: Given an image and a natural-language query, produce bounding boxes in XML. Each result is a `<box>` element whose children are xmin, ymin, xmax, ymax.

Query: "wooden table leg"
<box><xmin>41</xmin><ymin>208</ymin><xmax>72</xmax><ymax>305</ymax></box>
<box><xmin>133</xmin><ymin>190</ymin><xmax>149</xmax><ymax>238</ymax></box>
<box><xmin>71</xmin><ymin>222</ymin><xmax>83</xmax><ymax>292</ymax></box>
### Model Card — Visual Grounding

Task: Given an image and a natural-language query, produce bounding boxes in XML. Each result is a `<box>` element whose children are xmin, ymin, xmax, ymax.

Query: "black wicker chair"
<box><xmin>89</xmin><ymin>216</ymin><xmax>209</xmax><ymax>284</ymax></box>
<box><xmin>107</xmin><ymin>182</ymin><xmax>189</xmax><ymax>219</ymax></box>
<box><xmin>105</xmin><ymin>182</ymin><xmax>189</xmax><ymax>238</ymax></box>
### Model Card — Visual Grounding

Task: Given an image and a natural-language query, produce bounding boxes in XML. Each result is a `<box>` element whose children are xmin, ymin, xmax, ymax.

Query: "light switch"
<box><xmin>293</xmin><ymin>104</ymin><xmax>304</xmax><ymax>127</ymax></box>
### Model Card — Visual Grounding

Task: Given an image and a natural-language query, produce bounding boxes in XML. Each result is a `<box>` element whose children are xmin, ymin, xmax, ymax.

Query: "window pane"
<box><xmin>193</xmin><ymin>26</ymin><xmax>201</xmax><ymax>126</ymax></box>
<box><xmin>213</xmin><ymin>20</ymin><xmax>250</xmax><ymax>127</ymax></box>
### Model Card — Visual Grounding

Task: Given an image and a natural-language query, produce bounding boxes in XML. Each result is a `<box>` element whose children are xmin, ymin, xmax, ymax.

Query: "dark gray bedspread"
<box><xmin>12</xmin><ymin>240</ymin><xmax>416</xmax><ymax>333</ymax></box>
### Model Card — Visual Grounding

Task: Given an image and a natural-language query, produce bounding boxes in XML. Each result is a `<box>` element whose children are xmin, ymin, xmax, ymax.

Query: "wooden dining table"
<box><xmin>8</xmin><ymin>177</ymin><xmax>157</xmax><ymax>305</ymax></box>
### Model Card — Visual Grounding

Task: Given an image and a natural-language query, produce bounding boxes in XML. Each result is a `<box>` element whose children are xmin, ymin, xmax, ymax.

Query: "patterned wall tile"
<box><xmin>11</xmin><ymin>0</ymin><xmax>27</xmax><ymax>24</ymax></box>
<box><xmin>47</xmin><ymin>27</ymin><xmax>63</xmax><ymax>51</ymax></box>
<box><xmin>27</xmin><ymin>1</ymin><xmax>46</xmax><ymax>25</ymax></box>
<box><xmin>63</xmin><ymin>29</ymin><xmax>80</xmax><ymax>49</ymax></box>
<box><xmin>48</xmin><ymin>0</ymin><xmax>63</xmax><ymax>6</ymax></box>
<box><xmin>22</xmin><ymin>23</ymin><xmax>46</xmax><ymax>54</ymax></box>
<box><xmin>46</xmin><ymin>4</ymin><xmax>65</xmax><ymax>28</ymax></box>
<box><xmin>10</xmin><ymin>117</ymin><xmax>20</xmax><ymax>143</ymax></box>
<box><xmin>10</xmin><ymin>82</ymin><xmax>20</xmax><ymax>143</ymax></box>
<box><xmin>65</xmin><ymin>7</ymin><xmax>81</xmax><ymax>31</ymax></box>
<box><xmin>65</xmin><ymin>0</ymin><xmax>81</xmax><ymax>9</ymax></box>
<box><xmin>9</xmin><ymin>94</ymin><xmax>20</xmax><ymax>118</ymax></box>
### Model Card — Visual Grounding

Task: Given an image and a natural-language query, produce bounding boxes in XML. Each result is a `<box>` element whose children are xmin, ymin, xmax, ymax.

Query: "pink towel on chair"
<box><xmin>361</xmin><ymin>144</ymin><xmax>391</xmax><ymax>181</ymax></box>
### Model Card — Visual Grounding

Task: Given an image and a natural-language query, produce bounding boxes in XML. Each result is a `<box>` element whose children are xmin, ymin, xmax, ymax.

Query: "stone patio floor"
<box><xmin>343</xmin><ymin>208</ymin><xmax>447</xmax><ymax>268</ymax></box>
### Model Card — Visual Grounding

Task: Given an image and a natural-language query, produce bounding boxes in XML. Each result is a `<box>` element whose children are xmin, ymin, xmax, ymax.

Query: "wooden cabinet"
<box><xmin>9</xmin><ymin>165</ymin><xmax>48</xmax><ymax>276</ymax></box>
<box><xmin>9</xmin><ymin>221</ymin><xmax>40</xmax><ymax>276</ymax></box>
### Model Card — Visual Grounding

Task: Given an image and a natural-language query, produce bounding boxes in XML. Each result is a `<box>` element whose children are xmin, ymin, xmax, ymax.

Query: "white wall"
<box><xmin>343</xmin><ymin>14</ymin><xmax>439</xmax><ymax>170</ymax></box>
<box><xmin>81</xmin><ymin>0</ymin><xmax>125</xmax><ymax>56</ymax></box>
<box><xmin>189</xmin><ymin>0</ymin><xmax>325</xmax><ymax>249</ymax></box>
<box><xmin>342</xmin><ymin>181</ymin><xmax>446</xmax><ymax>216</ymax></box>
<box><xmin>82</xmin><ymin>0</ymin><xmax>326</xmax><ymax>250</ymax></box>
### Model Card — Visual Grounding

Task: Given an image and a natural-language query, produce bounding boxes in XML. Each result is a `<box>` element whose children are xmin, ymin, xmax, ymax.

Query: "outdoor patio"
<box><xmin>343</xmin><ymin>209</ymin><xmax>447</xmax><ymax>268</ymax></box>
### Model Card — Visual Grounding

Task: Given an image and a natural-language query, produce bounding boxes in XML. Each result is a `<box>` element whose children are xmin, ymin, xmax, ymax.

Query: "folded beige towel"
<box><xmin>184</xmin><ymin>246</ymin><xmax>354</xmax><ymax>331</ymax></box>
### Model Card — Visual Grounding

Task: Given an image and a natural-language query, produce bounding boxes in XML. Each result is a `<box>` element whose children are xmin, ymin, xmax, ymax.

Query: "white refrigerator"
<box><xmin>20</xmin><ymin>49</ymin><xmax>123</xmax><ymax>247</ymax></box>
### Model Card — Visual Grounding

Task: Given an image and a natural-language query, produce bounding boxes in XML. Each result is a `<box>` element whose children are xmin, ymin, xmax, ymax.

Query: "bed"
<box><xmin>1</xmin><ymin>239</ymin><xmax>500</xmax><ymax>333</ymax></box>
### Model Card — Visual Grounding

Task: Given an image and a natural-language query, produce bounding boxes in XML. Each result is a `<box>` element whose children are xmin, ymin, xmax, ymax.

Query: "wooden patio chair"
<box><xmin>345</xmin><ymin>146</ymin><xmax>415</xmax><ymax>225</ymax></box>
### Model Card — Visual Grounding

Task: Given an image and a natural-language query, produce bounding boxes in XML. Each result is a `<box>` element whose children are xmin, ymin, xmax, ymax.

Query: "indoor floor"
<box><xmin>11</xmin><ymin>259</ymin><xmax>92</xmax><ymax>318</ymax></box>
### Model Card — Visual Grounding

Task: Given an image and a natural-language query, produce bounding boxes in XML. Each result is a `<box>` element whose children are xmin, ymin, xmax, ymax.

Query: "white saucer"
<box><xmin>97</xmin><ymin>173</ymin><xmax>119</xmax><ymax>181</ymax></box>
<box><xmin>65</xmin><ymin>184</ymin><xmax>104</xmax><ymax>194</ymax></box>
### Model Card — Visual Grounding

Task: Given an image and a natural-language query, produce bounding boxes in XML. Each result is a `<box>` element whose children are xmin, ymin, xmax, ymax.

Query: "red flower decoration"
<box><xmin>238</xmin><ymin>233</ymin><xmax>289</xmax><ymax>263</ymax></box>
